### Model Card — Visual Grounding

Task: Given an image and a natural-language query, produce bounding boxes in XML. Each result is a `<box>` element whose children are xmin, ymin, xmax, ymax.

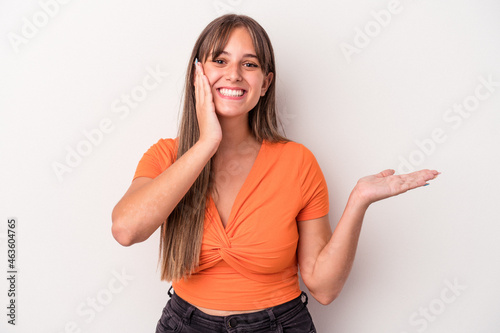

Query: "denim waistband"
<box><xmin>167</xmin><ymin>286</ymin><xmax>308</xmax><ymax>331</ymax></box>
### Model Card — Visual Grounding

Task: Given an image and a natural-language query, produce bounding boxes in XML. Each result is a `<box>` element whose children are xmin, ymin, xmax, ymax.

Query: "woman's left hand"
<box><xmin>353</xmin><ymin>169</ymin><xmax>440</xmax><ymax>207</ymax></box>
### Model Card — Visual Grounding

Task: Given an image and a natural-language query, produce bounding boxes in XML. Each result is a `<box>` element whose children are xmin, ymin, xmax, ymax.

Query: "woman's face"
<box><xmin>202</xmin><ymin>27</ymin><xmax>273</xmax><ymax>119</ymax></box>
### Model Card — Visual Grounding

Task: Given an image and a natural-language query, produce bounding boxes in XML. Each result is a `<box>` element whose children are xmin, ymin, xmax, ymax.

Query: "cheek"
<box><xmin>204</xmin><ymin>75</ymin><xmax>215</xmax><ymax>88</ymax></box>
<box><xmin>249</xmin><ymin>75</ymin><xmax>265</xmax><ymax>90</ymax></box>
<box><xmin>202</xmin><ymin>69</ymin><xmax>219</xmax><ymax>88</ymax></box>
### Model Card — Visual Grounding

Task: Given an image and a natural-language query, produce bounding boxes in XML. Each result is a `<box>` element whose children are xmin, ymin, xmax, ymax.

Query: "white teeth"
<box><xmin>219</xmin><ymin>88</ymin><xmax>244</xmax><ymax>97</ymax></box>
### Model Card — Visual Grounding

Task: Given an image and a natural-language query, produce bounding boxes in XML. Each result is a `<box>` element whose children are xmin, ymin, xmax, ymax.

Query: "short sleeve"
<box><xmin>132</xmin><ymin>138</ymin><xmax>178</xmax><ymax>181</ymax></box>
<box><xmin>296</xmin><ymin>145</ymin><xmax>329</xmax><ymax>221</ymax></box>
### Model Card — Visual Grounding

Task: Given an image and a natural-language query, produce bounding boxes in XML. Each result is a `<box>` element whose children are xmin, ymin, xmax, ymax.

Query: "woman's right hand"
<box><xmin>112</xmin><ymin>60</ymin><xmax>223</xmax><ymax>247</ymax></box>
<box><xmin>194</xmin><ymin>59</ymin><xmax>222</xmax><ymax>147</ymax></box>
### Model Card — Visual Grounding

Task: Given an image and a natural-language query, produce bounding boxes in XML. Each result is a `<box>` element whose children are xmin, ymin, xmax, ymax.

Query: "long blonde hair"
<box><xmin>159</xmin><ymin>14</ymin><xmax>288</xmax><ymax>282</ymax></box>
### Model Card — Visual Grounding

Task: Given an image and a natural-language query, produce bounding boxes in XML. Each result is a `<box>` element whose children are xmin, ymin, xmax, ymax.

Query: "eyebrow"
<box><xmin>220</xmin><ymin>51</ymin><xmax>258</xmax><ymax>59</ymax></box>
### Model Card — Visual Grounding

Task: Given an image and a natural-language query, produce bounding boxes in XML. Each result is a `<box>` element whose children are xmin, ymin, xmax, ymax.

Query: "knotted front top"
<box><xmin>133</xmin><ymin>138</ymin><xmax>329</xmax><ymax>310</ymax></box>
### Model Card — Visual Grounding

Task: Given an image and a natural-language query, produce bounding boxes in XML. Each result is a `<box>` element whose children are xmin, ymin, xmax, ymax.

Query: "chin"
<box><xmin>214</xmin><ymin>103</ymin><xmax>251</xmax><ymax>117</ymax></box>
<box><xmin>215</xmin><ymin>109</ymin><xmax>249</xmax><ymax>119</ymax></box>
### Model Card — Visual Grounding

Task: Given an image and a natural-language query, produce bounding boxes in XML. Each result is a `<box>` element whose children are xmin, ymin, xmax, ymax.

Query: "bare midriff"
<box><xmin>194</xmin><ymin>304</ymin><xmax>266</xmax><ymax>316</ymax></box>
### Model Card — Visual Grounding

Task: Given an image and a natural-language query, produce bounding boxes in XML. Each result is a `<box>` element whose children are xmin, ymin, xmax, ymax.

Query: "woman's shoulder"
<box><xmin>146</xmin><ymin>137</ymin><xmax>178</xmax><ymax>153</ymax></box>
<box><xmin>265</xmin><ymin>139</ymin><xmax>315</xmax><ymax>159</ymax></box>
<box><xmin>139</xmin><ymin>137</ymin><xmax>179</xmax><ymax>165</ymax></box>
<box><xmin>154</xmin><ymin>137</ymin><xmax>178</xmax><ymax>147</ymax></box>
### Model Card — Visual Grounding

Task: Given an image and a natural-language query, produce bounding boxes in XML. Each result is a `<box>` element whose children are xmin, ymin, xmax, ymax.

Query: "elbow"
<box><xmin>314</xmin><ymin>297</ymin><xmax>336</xmax><ymax>305</ymax></box>
<box><xmin>111</xmin><ymin>223</ymin><xmax>134</xmax><ymax>247</ymax></box>
<box><xmin>310</xmin><ymin>286</ymin><xmax>342</xmax><ymax>306</ymax></box>
<box><xmin>312</xmin><ymin>295</ymin><xmax>336</xmax><ymax>305</ymax></box>
<box><xmin>111</xmin><ymin>207</ymin><xmax>135</xmax><ymax>247</ymax></box>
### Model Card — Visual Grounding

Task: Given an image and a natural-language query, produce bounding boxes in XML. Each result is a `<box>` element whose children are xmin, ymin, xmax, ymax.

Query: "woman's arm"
<box><xmin>111</xmin><ymin>61</ymin><xmax>220</xmax><ymax>246</ymax></box>
<box><xmin>297</xmin><ymin>169</ymin><xmax>439</xmax><ymax>305</ymax></box>
<box><xmin>111</xmin><ymin>140</ymin><xmax>218</xmax><ymax>246</ymax></box>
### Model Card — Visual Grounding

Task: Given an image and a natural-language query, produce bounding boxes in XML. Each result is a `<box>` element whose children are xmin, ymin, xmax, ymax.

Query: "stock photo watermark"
<box><xmin>339</xmin><ymin>0</ymin><xmax>403</xmax><ymax>64</ymax></box>
<box><xmin>400</xmin><ymin>278</ymin><xmax>467</xmax><ymax>333</ymax></box>
<box><xmin>7</xmin><ymin>0</ymin><xmax>73</xmax><ymax>53</ymax></box>
<box><xmin>397</xmin><ymin>74</ymin><xmax>499</xmax><ymax>174</ymax></box>
<box><xmin>51</xmin><ymin>64</ymin><xmax>169</xmax><ymax>183</ymax></box>
<box><xmin>339</xmin><ymin>0</ymin><xmax>430</xmax><ymax>64</ymax></box>
<box><xmin>5</xmin><ymin>218</ymin><xmax>18</xmax><ymax>325</ymax></box>
<box><xmin>54</xmin><ymin>267</ymin><xmax>134</xmax><ymax>333</ymax></box>
<box><xmin>7</xmin><ymin>0</ymin><xmax>243</xmax><ymax>52</ymax></box>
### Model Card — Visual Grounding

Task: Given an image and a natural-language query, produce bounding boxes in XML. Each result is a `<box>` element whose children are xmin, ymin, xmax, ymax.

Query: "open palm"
<box><xmin>355</xmin><ymin>169</ymin><xmax>440</xmax><ymax>206</ymax></box>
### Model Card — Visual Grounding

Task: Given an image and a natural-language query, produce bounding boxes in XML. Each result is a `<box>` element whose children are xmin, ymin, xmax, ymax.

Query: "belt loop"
<box><xmin>167</xmin><ymin>285</ymin><xmax>173</xmax><ymax>298</ymax></box>
<box><xmin>266</xmin><ymin>308</ymin><xmax>278</xmax><ymax>331</ymax></box>
<box><xmin>183</xmin><ymin>306</ymin><xmax>195</xmax><ymax>326</ymax></box>
<box><xmin>301</xmin><ymin>291</ymin><xmax>309</xmax><ymax>306</ymax></box>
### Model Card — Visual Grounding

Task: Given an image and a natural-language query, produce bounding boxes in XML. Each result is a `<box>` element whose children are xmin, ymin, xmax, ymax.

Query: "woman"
<box><xmin>111</xmin><ymin>14</ymin><xmax>439</xmax><ymax>332</ymax></box>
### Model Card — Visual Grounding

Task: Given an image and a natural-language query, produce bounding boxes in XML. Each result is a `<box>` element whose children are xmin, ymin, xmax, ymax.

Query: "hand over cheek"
<box><xmin>194</xmin><ymin>59</ymin><xmax>222</xmax><ymax>145</ymax></box>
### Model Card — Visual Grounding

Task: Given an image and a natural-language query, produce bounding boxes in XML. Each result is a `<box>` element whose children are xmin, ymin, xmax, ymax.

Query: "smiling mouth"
<box><xmin>217</xmin><ymin>88</ymin><xmax>246</xmax><ymax>97</ymax></box>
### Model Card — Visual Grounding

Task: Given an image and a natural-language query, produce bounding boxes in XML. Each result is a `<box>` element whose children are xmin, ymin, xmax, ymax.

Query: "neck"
<box><xmin>217</xmin><ymin>114</ymin><xmax>258</xmax><ymax>153</ymax></box>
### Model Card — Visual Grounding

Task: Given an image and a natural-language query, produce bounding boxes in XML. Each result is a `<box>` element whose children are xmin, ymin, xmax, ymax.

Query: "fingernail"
<box><xmin>195</xmin><ymin>58</ymin><xmax>198</xmax><ymax>66</ymax></box>
<box><xmin>423</xmin><ymin>183</ymin><xmax>430</xmax><ymax>186</ymax></box>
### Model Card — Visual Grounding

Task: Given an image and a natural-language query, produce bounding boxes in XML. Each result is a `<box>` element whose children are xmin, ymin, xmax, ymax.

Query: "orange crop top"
<box><xmin>133</xmin><ymin>138</ymin><xmax>329</xmax><ymax>310</ymax></box>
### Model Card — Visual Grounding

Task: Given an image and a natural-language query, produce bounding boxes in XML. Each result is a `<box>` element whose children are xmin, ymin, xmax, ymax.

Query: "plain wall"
<box><xmin>1</xmin><ymin>0</ymin><xmax>499</xmax><ymax>332</ymax></box>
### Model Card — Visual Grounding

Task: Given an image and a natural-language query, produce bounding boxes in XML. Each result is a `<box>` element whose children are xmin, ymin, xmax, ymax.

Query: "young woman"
<box><xmin>111</xmin><ymin>14</ymin><xmax>439</xmax><ymax>333</ymax></box>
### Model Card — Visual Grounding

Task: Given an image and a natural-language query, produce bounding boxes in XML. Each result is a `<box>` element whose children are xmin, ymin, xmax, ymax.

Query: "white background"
<box><xmin>1</xmin><ymin>0</ymin><xmax>500</xmax><ymax>332</ymax></box>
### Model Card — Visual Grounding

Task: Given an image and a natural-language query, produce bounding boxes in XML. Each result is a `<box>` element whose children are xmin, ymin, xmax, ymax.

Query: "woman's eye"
<box><xmin>244</xmin><ymin>63</ymin><xmax>258</xmax><ymax>68</ymax></box>
<box><xmin>212</xmin><ymin>59</ymin><xmax>258</xmax><ymax>67</ymax></box>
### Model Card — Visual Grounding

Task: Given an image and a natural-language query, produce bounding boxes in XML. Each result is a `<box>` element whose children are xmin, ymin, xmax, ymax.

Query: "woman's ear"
<box><xmin>260</xmin><ymin>72</ymin><xmax>274</xmax><ymax>96</ymax></box>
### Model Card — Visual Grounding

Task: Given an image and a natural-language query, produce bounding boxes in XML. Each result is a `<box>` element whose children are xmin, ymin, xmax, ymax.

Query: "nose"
<box><xmin>225</xmin><ymin>62</ymin><xmax>242</xmax><ymax>82</ymax></box>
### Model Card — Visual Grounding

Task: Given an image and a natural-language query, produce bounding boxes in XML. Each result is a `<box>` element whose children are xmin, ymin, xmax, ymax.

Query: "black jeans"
<box><xmin>155</xmin><ymin>287</ymin><xmax>317</xmax><ymax>332</ymax></box>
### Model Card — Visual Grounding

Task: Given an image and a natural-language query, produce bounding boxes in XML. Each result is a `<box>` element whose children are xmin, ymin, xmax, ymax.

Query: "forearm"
<box><xmin>111</xmin><ymin>139</ymin><xmax>218</xmax><ymax>246</ymax></box>
<box><xmin>309</xmin><ymin>189</ymin><xmax>369</xmax><ymax>304</ymax></box>
<box><xmin>303</xmin><ymin>169</ymin><xmax>439</xmax><ymax>304</ymax></box>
